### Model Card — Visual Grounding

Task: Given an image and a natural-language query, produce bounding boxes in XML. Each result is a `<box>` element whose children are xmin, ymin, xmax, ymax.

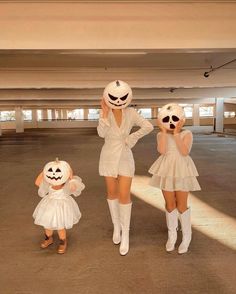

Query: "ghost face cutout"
<box><xmin>158</xmin><ymin>103</ymin><xmax>185</xmax><ymax>131</ymax></box>
<box><xmin>103</xmin><ymin>80</ymin><xmax>133</xmax><ymax>109</ymax></box>
<box><xmin>43</xmin><ymin>159</ymin><xmax>71</xmax><ymax>186</ymax></box>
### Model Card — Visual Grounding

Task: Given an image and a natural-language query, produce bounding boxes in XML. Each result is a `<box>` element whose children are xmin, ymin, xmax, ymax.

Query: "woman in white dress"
<box><xmin>33</xmin><ymin>159</ymin><xmax>85</xmax><ymax>254</ymax></box>
<box><xmin>97</xmin><ymin>80</ymin><xmax>153</xmax><ymax>255</ymax></box>
<box><xmin>149</xmin><ymin>103</ymin><xmax>201</xmax><ymax>254</ymax></box>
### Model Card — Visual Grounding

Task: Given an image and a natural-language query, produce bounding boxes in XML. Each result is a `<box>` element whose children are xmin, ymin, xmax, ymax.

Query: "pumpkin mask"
<box><xmin>43</xmin><ymin>158</ymin><xmax>71</xmax><ymax>186</ymax></box>
<box><xmin>103</xmin><ymin>80</ymin><xmax>133</xmax><ymax>109</ymax></box>
<box><xmin>158</xmin><ymin>103</ymin><xmax>185</xmax><ymax>131</ymax></box>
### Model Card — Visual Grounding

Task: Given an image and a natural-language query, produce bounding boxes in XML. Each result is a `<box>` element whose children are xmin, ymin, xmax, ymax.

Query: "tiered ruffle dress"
<box><xmin>149</xmin><ymin>130</ymin><xmax>201</xmax><ymax>192</ymax></box>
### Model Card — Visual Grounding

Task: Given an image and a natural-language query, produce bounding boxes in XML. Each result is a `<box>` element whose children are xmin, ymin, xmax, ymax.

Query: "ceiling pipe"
<box><xmin>204</xmin><ymin>59</ymin><xmax>236</xmax><ymax>78</ymax></box>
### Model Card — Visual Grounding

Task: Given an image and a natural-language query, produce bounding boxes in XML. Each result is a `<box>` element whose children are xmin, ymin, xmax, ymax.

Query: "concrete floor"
<box><xmin>0</xmin><ymin>128</ymin><xmax>235</xmax><ymax>294</ymax></box>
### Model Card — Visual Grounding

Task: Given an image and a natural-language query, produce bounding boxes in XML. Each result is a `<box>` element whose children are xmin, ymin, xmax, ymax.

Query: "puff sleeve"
<box><xmin>38</xmin><ymin>180</ymin><xmax>50</xmax><ymax>198</ymax></box>
<box><xmin>67</xmin><ymin>176</ymin><xmax>85</xmax><ymax>197</ymax></box>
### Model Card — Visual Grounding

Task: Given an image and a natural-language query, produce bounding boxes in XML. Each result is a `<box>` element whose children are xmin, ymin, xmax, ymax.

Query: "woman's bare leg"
<box><xmin>117</xmin><ymin>175</ymin><xmax>132</xmax><ymax>204</ymax></box>
<box><xmin>105</xmin><ymin>176</ymin><xmax>118</xmax><ymax>200</ymax></box>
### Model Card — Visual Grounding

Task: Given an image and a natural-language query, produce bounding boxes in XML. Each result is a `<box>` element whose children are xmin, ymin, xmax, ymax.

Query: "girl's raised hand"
<box><xmin>100</xmin><ymin>98</ymin><xmax>110</xmax><ymax>119</ymax></box>
<box><xmin>35</xmin><ymin>172</ymin><xmax>44</xmax><ymax>187</ymax></box>
<box><xmin>157</xmin><ymin>118</ymin><xmax>167</xmax><ymax>133</ymax></box>
<box><xmin>174</xmin><ymin>119</ymin><xmax>185</xmax><ymax>135</ymax></box>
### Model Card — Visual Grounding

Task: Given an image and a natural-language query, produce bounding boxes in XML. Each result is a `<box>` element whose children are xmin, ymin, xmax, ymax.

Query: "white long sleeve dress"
<box><xmin>97</xmin><ymin>107</ymin><xmax>154</xmax><ymax>178</ymax></box>
<box><xmin>33</xmin><ymin>176</ymin><xmax>85</xmax><ymax>230</ymax></box>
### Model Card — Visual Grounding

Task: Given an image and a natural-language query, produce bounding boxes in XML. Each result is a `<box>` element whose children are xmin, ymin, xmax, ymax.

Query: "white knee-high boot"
<box><xmin>107</xmin><ymin>199</ymin><xmax>121</xmax><ymax>245</ymax></box>
<box><xmin>119</xmin><ymin>203</ymin><xmax>132</xmax><ymax>256</ymax></box>
<box><xmin>178</xmin><ymin>208</ymin><xmax>192</xmax><ymax>254</ymax></box>
<box><xmin>165</xmin><ymin>209</ymin><xmax>178</xmax><ymax>252</ymax></box>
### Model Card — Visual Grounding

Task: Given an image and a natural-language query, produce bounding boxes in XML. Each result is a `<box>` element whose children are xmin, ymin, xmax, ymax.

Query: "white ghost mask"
<box><xmin>103</xmin><ymin>80</ymin><xmax>133</xmax><ymax>109</ymax></box>
<box><xmin>158</xmin><ymin>103</ymin><xmax>185</xmax><ymax>131</ymax></box>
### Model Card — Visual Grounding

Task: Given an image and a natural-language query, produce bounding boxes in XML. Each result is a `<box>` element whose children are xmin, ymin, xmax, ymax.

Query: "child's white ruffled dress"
<box><xmin>149</xmin><ymin>130</ymin><xmax>201</xmax><ymax>192</ymax></box>
<box><xmin>33</xmin><ymin>176</ymin><xmax>85</xmax><ymax>230</ymax></box>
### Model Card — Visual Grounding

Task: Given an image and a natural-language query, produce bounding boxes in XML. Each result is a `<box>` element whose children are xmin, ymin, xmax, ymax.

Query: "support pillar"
<box><xmin>84</xmin><ymin>109</ymin><xmax>89</xmax><ymax>120</ymax></box>
<box><xmin>193</xmin><ymin>104</ymin><xmax>200</xmax><ymax>126</ymax></box>
<box><xmin>0</xmin><ymin>111</ymin><xmax>2</xmax><ymax>136</ymax></box>
<box><xmin>15</xmin><ymin>106</ymin><xmax>24</xmax><ymax>133</ymax></box>
<box><xmin>42</xmin><ymin>109</ymin><xmax>48</xmax><ymax>120</ymax></box>
<box><xmin>51</xmin><ymin>109</ymin><xmax>56</xmax><ymax>120</ymax></box>
<box><xmin>58</xmin><ymin>109</ymin><xmax>62</xmax><ymax>119</ymax></box>
<box><xmin>62</xmin><ymin>109</ymin><xmax>67</xmax><ymax>120</ymax></box>
<box><xmin>32</xmin><ymin>109</ymin><xmax>38</xmax><ymax>123</ymax></box>
<box><xmin>151</xmin><ymin>107</ymin><xmax>158</xmax><ymax>118</ymax></box>
<box><xmin>215</xmin><ymin>98</ymin><xmax>224</xmax><ymax>133</ymax></box>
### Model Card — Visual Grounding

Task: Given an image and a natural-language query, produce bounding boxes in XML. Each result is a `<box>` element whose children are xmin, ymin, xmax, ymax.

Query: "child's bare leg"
<box><xmin>45</xmin><ymin>229</ymin><xmax>53</xmax><ymax>237</ymax></box>
<box><xmin>176</xmin><ymin>191</ymin><xmax>188</xmax><ymax>213</ymax></box>
<box><xmin>57</xmin><ymin>229</ymin><xmax>67</xmax><ymax>254</ymax></box>
<box><xmin>57</xmin><ymin>229</ymin><xmax>66</xmax><ymax>240</ymax></box>
<box><xmin>41</xmin><ymin>229</ymin><xmax>53</xmax><ymax>249</ymax></box>
<box><xmin>162</xmin><ymin>190</ymin><xmax>176</xmax><ymax>212</ymax></box>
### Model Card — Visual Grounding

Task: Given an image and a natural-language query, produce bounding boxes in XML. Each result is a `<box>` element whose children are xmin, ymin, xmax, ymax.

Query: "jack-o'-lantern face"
<box><xmin>158</xmin><ymin>103</ymin><xmax>185</xmax><ymax>131</ymax></box>
<box><xmin>43</xmin><ymin>158</ymin><xmax>71</xmax><ymax>186</ymax></box>
<box><xmin>103</xmin><ymin>80</ymin><xmax>132</xmax><ymax>109</ymax></box>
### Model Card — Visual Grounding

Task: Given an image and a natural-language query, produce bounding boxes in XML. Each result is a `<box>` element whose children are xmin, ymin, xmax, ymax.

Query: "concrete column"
<box><xmin>215</xmin><ymin>98</ymin><xmax>224</xmax><ymax>132</ymax></box>
<box><xmin>84</xmin><ymin>109</ymin><xmax>89</xmax><ymax>120</ymax></box>
<box><xmin>51</xmin><ymin>109</ymin><xmax>56</xmax><ymax>120</ymax></box>
<box><xmin>151</xmin><ymin>107</ymin><xmax>158</xmax><ymax>118</ymax></box>
<box><xmin>15</xmin><ymin>106</ymin><xmax>24</xmax><ymax>133</ymax></box>
<box><xmin>58</xmin><ymin>109</ymin><xmax>62</xmax><ymax>119</ymax></box>
<box><xmin>62</xmin><ymin>109</ymin><xmax>67</xmax><ymax>120</ymax></box>
<box><xmin>0</xmin><ymin>111</ymin><xmax>2</xmax><ymax>136</ymax></box>
<box><xmin>193</xmin><ymin>104</ymin><xmax>200</xmax><ymax>126</ymax></box>
<box><xmin>42</xmin><ymin>109</ymin><xmax>48</xmax><ymax>120</ymax></box>
<box><xmin>32</xmin><ymin>109</ymin><xmax>38</xmax><ymax>122</ymax></box>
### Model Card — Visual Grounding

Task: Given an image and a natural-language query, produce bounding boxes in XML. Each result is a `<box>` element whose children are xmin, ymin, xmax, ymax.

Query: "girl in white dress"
<box><xmin>98</xmin><ymin>80</ymin><xmax>153</xmax><ymax>255</ymax></box>
<box><xmin>149</xmin><ymin>103</ymin><xmax>201</xmax><ymax>254</ymax></box>
<box><xmin>33</xmin><ymin>159</ymin><xmax>85</xmax><ymax>254</ymax></box>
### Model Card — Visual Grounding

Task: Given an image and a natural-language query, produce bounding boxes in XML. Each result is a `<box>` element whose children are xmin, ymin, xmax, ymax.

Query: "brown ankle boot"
<box><xmin>57</xmin><ymin>239</ymin><xmax>67</xmax><ymax>254</ymax></box>
<box><xmin>40</xmin><ymin>234</ymin><xmax>53</xmax><ymax>249</ymax></box>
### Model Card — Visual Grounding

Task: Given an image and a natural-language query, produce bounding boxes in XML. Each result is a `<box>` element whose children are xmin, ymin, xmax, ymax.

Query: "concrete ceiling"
<box><xmin>0</xmin><ymin>49</ymin><xmax>236</xmax><ymax>107</ymax></box>
<box><xmin>1</xmin><ymin>50</ymin><xmax>236</xmax><ymax>69</ymax></box>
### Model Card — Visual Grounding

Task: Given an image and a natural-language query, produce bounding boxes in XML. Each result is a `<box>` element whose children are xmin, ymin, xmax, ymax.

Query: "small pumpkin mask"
<box><xmin>43</xmin><ymin>158</ymin><xmax>71</xmax><ymax>186</ymax></box>
<box><xmin>158</xmin><ymin>103</ymin><xmax>185</xmax><ymax>131</ymax></box>
<box><xmin>103</xmin><ymin>80</ymin><xmax>133</xmax><ymax>109</ymax></box>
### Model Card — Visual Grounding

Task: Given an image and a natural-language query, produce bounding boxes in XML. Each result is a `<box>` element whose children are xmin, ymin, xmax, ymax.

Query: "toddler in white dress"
<box><xmin>33</xmin><ymin>158</ymin><xmax>85</xmax><ymax>254</ymax></box>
